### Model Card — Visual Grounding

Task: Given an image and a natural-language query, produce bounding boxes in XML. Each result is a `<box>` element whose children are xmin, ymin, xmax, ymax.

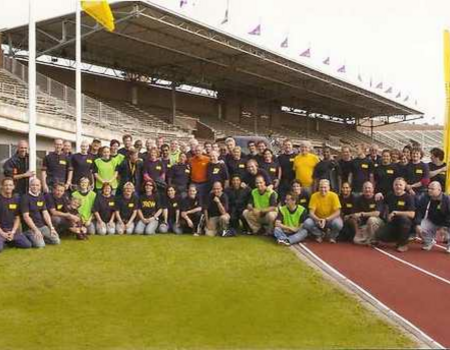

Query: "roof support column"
<box><xmin>171</xmin><ymin>82</ymin><xmax>177</xmax><ymax>125</ymax></box>
<box><xmin>0</xmin><ymin>32</ymin><xmax>3</xmax><ymax>68</ymax></box>
<box><xmin>217</xmin><ymin>100</ymin><xmax>223</xmax><ymax>120</ymax></box>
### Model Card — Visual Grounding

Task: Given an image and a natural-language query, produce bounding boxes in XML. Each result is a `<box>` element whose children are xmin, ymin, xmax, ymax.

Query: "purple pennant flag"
<box><xmin>358</xmin><ymin>74</ymin><xmax>363</xmax><ymax>82</ymax></box>
<box><xmin>396</xmin><ymin>91</ymin><xmax>401</xmax><ymax>98</ymax></box>
<box><xmin>248</xmin><ymin>24</ymin><xmax>261</xmax><ymax>35</ymax></box>
<box><xmin>337</xmin><ymin>65</ymin><xmax>346</xmax><ymax>73</ymax></box>
<box><xmin>180</xmin><ymin>0</ymin><xmax>188</xmax><ymax>7</ymax></box>
<box><xmin>280</xmin><ymin>37</ymin><xmax>288</xmax><ymax>48</ymax></box>
<box><xmin>404</xmin><ymin>95</ymin><xmax>409</xmax><ymax>102</ymax></box>
<box><xmin>385</xmin><ymin>87</ymin><xmax>393</xmax><ymax>94</ymax></box>
<box><xmin>221</xmin><ymin>9</ymin><xmax>229</xmax><ymax>24</ymax></box>
<box><xmin>300</xmin><ymin>48</ymin><xmax>311</xmax><ymax>57</ymax></box>
<box><xmin>323</xmin><ymin>57</ymin><xmax>330</xmax><ymax>65</ymax></box>
<box><xmin>376</xmin><ymin>82</ymin><xmax>383</xmax><ymax>89</ymax></box>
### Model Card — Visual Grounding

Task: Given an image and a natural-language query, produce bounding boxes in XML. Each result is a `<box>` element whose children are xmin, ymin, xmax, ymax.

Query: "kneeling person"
<box><xmin>93</xmin><ymin>183</ymin><xmax>117</xmax><ymax>235</ymax></box>
<box><xmin>274</xmin><ymin>192</ymin><xmax>308</xmax><ymax>246</ymax></box>
<box><xmin>204</xmin><ymin>181</ymin><xmax>231</xmax><ymax>236</ymax></box>
<box><xmin>180</xmin><ymin>185</ymin><xmax>203</xmax><ymax>235</ymax></box>
<box><xmin>136</xmin><ymin>180</ymin><xmax>163</xmax><ymax>235</ymax></box>
<box><xmin>115</xmin><ymin>182</ymin><xmax>138</xmax><ymax>234</ymax></box>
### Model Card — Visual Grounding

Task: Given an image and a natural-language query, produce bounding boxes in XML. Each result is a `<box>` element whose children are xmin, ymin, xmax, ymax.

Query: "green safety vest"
<box><xmin>279</xmin><ymin>205</ymin><xmax>306</xmax><ymax>228</ymax></box>
<box><xmin>251</xmin><ymin>188</ymin><xmax>277</xmax><ymax>209</ymax></box>
<box><xmin>95</xmin><ymin>158</ymin><xmax>118</xmax><ymax>189</ymax></box>
<box><xmin>72</xmin><ymin>190</ymin><xmax>96</xmax><ymax>223</ymax></box>
<box><xmin>112</xmin><ymin>153</ymin><xmax>125</xmax><ymax>167</ymax></box>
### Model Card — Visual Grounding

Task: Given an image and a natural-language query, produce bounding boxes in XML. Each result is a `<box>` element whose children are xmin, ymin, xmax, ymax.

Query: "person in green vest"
<box><xmin>110</xmin><ymin>139</ymin><xmax>125</xmax><ymax>167</ymax></box>
<box><xmin>71</xmin><ymin>177</ymin><xmax>96</xmax><ymax>235</ymax></box>
<box><xmin>93</xmin><ymin>146</ymin><xmax>118</xmax><ymax>195</ymax></box>
<box><xmin>242</xmin><ymin>175</ymin><xmax>278</xmax><ymax>235</ymax></box>
<box><xmin>273</xmin><ymin>192</ymin><xmax>308</xmax><ymax>246</ymax></box>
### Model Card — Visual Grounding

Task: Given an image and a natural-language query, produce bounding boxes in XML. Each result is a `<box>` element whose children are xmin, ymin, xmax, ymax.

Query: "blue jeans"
<box><xmin>303</xmin><ymin>217</ymin><xmax>343</xmax><ymax>239</ymax></box>
<box><xmin>273</xmin><ymin>227</ymin><xmax>308</xmax><ymax>244</ymax></box>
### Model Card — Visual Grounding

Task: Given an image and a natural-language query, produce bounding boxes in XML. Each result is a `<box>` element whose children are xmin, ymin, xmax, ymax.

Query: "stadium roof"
<box><xmin>2</xmin><ymin>1</ymin><xmax>423</xmax><ymax>121</ymax></box>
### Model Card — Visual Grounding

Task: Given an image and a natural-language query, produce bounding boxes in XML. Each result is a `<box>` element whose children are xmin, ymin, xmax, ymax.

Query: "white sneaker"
<box><xmin>446</xmin><ymin>246</ymin><xmax>450</xmax><ymax>254</ymax></box>
<box><xmin>422</xmin><ymin>240</ymin><xmax>436</xmax><ymax>251</ymax></box>
<box><xmin>277</xmin><ymin>239</ymin><xmax>290</xmax><ymax>246</ymax></box>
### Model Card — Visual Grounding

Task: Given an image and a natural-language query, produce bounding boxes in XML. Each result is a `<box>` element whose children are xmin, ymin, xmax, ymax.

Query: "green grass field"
<box><xmin>0</xmin><ymin>235</ymin><xmax>415</xmax><ymax>350</ymax></box>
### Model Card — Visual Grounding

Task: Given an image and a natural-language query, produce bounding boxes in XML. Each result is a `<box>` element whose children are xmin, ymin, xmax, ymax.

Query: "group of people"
<box><xmin>1</xmin><ymin>134</ymin><xmax>449</xmax><ymax>254</ymax></box>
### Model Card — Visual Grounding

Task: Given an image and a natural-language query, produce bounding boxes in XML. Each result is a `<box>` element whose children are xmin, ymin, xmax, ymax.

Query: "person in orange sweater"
<box><xmin>189</xmin><ymin>144</ymin><xmax>210</xmax><ymax>200</ymax></box>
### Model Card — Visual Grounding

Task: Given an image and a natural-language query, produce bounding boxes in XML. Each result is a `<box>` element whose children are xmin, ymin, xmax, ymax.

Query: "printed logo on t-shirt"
<box><xmin>397</xmin><ymin>201</ymin><xmax>405</xmax><ymax>206</ymax></box>
<box><xmin>59</xmin><ymin>160</ymin><xmax>67</xmax><ymax>165</ymax></box>
<box><xmin>361</xmin><ymin>164</ymin><xmax>369</xmax><ymax>169</ymax></box>
<box><xmin>346</xmin><ymin>203</ymin><xmax>353</xmax><ymax>208</ymax></box>
<box><xmin>8</xmin><ymin>203</ymin><xmax>17</xmax><ymax>210</ymax></box>
<box><xmin>185</xmin><ymin>169</ymin><xmax>190</xmax><ymax>174</ymax></box>
<box><xmin>415</xmin><ymin>169</ymin><xmax>423</xmax><ymax>174</ymax></box>
<box><xmin>289</xmin><ymin>158</ymin><xmax>294</xmax><ymax>162</ymax></box>
<box><xmin>369</xmin><ymin>204</ymin><xmax>376</xmax><ymax>209</ymax></box>
<box><xmin>173</xmin><ymin>203</ymin><xmax>178</xmax><ymax>208</ymax></box>
<box><xmin>108</xmin><ymin>201</ymin><xmax>115</xmax><ymax>207</ymax></box>
<box><xmin>87</xmin><ymin>159</ymin><xmax>93</xmax><ymax>164</ymax></box>
<box><xmin>386</xmin><ymin>169</ymin><xmax>394</xmax><ymax>174</ymax></box>
<box><xmin>57</xmin><ymin>204</ymin><xmax>63</xmax><ymax>210</ymax></box>
<box><xmin>437</xmin><ymin>204</ymin><xmax>441</xmax><ymax>210</ymax></box>
<box><xmin>37</xmin><ymin>201</ymin><xmax>44</xmax><ymax>207</ymax></box>
<box><xmin>142</xmin><ymin>201</ymin><xmax>155</xmax><ymax>208</ymax></box>
<box><xmin>239</xmin><ymin>164</ymin><xmax>245</xmax><ymax>168</ymax></box>
<box><xmin>300</xmin><ymin>199</ymin><xmax>307</xmax><ymax>204</ymax></box>
<box><xmin>213</xmin><ymin>168</ymin><xmax>220</xmax><ymax>174</ymax></box>
<box><xmin>128</xmin><ymin>203</ymin><xmax>135</xmax><ymax>208</ymax></box>
<box><xmin>270</xmin><ymin>167</ymin><xmax>276</xmax><ymax>173</ymax></box>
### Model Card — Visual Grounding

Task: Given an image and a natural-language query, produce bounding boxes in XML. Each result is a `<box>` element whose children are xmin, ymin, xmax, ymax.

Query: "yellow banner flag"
<box><xmin>81</xmin><ymin>0</ymin><xmax>115</xmax><ymax>32</ymax></box>
<box><xmin>444</xmin><ymin>30</ymin><xmax>450</xmax><ymax>193</ymax></box>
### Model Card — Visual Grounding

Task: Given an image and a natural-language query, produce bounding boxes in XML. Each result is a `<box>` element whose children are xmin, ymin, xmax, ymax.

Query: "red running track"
<box><xmin>300</xmin><ymin>242</ymin><xmax>450</xmax><ymax>348</ymax></box>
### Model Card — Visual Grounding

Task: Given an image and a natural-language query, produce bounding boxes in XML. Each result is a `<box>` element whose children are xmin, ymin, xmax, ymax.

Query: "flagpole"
<box><xmin>28</xmin><ymin>0</ymin><xmax>37</xmax><ymax>173</ymax></box>
<box><xmin>75</xmin><ymin>0</ymin><xmax>82</xmax><ymax>151</ymax></box>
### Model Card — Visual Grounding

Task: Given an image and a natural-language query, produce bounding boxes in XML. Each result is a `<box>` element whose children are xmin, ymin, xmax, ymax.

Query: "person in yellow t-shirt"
<box><xmin>293</xmin><ymin>141</ymin><xmax>319</xmax><ymax>194</ymax></box>
<box><xmin>303</xmin><ymin>179</ymin><xmax>343</xmax><ymax>243</ymax></box>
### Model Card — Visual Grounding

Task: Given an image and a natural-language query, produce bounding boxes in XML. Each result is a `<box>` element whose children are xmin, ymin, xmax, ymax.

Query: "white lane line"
<box><xmin>374</xmin><ymin>247</ymin><xmax>450</xmax><ymax>286</ymax></box>
<box><xmin>296</xmin><ymin>243</ymin><xmax>445</xmax><ymax>349</ymax></box>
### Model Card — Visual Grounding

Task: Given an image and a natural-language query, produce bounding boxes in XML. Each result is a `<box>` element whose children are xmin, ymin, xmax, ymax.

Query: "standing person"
<box><xmin>92</xmin><ymin>183</ymin><xmax>117</xmax><ymax>235</ymax></box>
<box><xmin>41</xmin><ymin>138</ymin><xmax>72</xmax><ymax>193</ymax></box>
<box><xmin>115</xmin><ymin>182</ymin><xmax>138</xmax><ymax>235</ymax></box>
<box><xmin>349</xmin><ymin>144</ymin><xmax>374</xmax><ymax>194</ymax></box>
<box><xmin>303</xmin><ymin>179</ymin><xmax>343</xmax><ymax>243</ymax></box>
<box><xmin>204</xmin><ymin>182</ymin><xmax>231</xmax><ymax>237</ymax></box>
<box><xmin>71</xmin><ymin>177</ymin><xmax>96</xmax><ymax>235</ymax></box>
<box><xmin>350</xmin><ymin>182</ymin><xmax>384</xmax><ymax>245</ymax></box>
<box><xmin>403</xmin><ymin>145</ymin><xmax>412</xmax><ymax>162</ymax></box>
<box><xmin>242</xmin><ymin>159</ymin><xmax>272</xmax><ymax>189</ymax></box>
<box><xmin>110</xmin><ymin>139</ymin><xmax>125</xmax><ymax>166</ymax></box>
<box><xmin>313</xmin><ymin>146</ymin><xmax>340</xmax><ymax>191</ymax></box>
<box><xmin>169</xmin><ymin>140</ymin><xmax>181</xmax><ymax>166</ymax></box>
<box><xmin>63</xmin><ymin>140</ymin><xmax>73</xmax><ymax>157</ymax></box>
<box><xmin>339</xmin><ymin>182</ymin><xmax>357</xmax><ymax>242</ymax></box>
<box><xmin>118</xmin><ymin>134</ymin><xmax>133</xmax><ymax>156</ymax></box>
<box><xmin>259</xmin><ymin>149</ymin><xmax>281</xmax><ymax>190</ymax></box>
<box><xmin>189</xmin><ymin>145</ymin><xmax>210</xmax><ymax>199</ymax></box>
<box><xmin>69</xmin><ymin>140</ymin><xmax>95</xmax><ymax>190</ymax></box>
<box><xmin>159</xmin><ymin>186</ymin><xmax>182</xmax><ymax>234</ymax></box>
<box><xmin>397</xmin><ymin>153</ymin><xmax>409</xmax><ymax>179</ymax></box>
<box><xmin>247</xmin><ymin>140</ymin><xmax>259</xmax><ymax>160</ymax></box>
<box><xmin>225</xmin><ymin>146</ymin><xmax>247</xmax><ymax>180</ymax></box>
<box><xmin>204</xmin><ymin>142</ymin><xmax>213</xmax><ymax>157</ymax></box>
<box><xmin>224</xmin><ymin>137</ymin><xmax>236</xmax><ymax>161</ymax></box>
<box><xmin>45</xmin><ymin>182</ymin><xmax>77</xmax><ymax>234</ymax></box>
<box><xmin>117</xmin><ymin>148</ymin><xmax>143</xmax><ymax>195</ymax></box>
<box><xmin>277</xmin><ymin>139</ymin><xmax>296</xmax><ymax>201</ymax></box>
<box><xmin>93</xmin><ymin>146</ymin><xmax>119</xmax><ymax>194</ymax></box>
<box><xmin>255</xmin><ymin>141</ymin><xmax>267</xmax><ymax>165</ymax></box>
<box><xmin>21</xmin><ymin>178</ymin><xmax>60</xmax><ymax>248</ymax></box>
<box><xmin>374</xmin><ymin>178</ymin><xmax>415</xmax><ymax>252</ymax></box>
<box><xmin>207</xmin><ymin>151</ymin><xmax>229</xmax><ymax>190</ymax></box>
<box><xmin>143</xmin><ymin>147</ymin><xmax>166</xmax><ymax>193</ymax></box>
<box><xmin>374</xmin><ymin>149</ymin><xmax>399</xmax><ymax>199</ymax></box>
<box><xmin>89</xmin><ymin>139</ymin><xmax>102</xmax><ymax>159</ymax></box>
<box><xmin>405</xmin><ymin>148</ymin><xmax>430</xmax><ymax>201</ymax></box>
<box><xmin>225</xmin><ymin>175</ymin><xmax>251</xmax><ymax>234</ymax></box>
<box><xmin>293</xmin><ymin>141</ymin><xmax>319</xmax><ymax>195</ymax></box>
<box><xmin>428</xmin><ymin>148</ymin><xmax>446</xmax><ymax>191</ymax></box>
<box><xmin>0</xmin><ymin>178</ymin><xmax>31</xmax><ymax>252</ymax></box>
<box><xmin>135</xmin><ymin>180</ymin><xmax>163</xmax><ymax>235</ymax></box>
<box><xmin>291</xmin><ymin>180</ymin><xmax>310</xmax><ymax>209</ymax></box>
<box><xmin>186</xmin><ymin>138</ymin><xmax>199</xmax><ymax>159</ymax></box>
<box><xmin>367</xmin><ymin>144</ymin><xmax>381</xmax><ymax>167</ymax></box>
<box><xmin>160</xmin><ymin>144</ymin><xmax>172</xmax><ymax>173</ymax></box>
<box><xmin>273</xmin><ymin>192</ymin><xmax>308</xmax><ymax>246</ymax></box>
<box><xmin>134</xmin><ymin>140</ymin><xmax>143</xmax><ymax>155</ymax></box>
<box><xmin>167</xmin><ymin>153</ymin><xmax>191</xmax><ymax>198</ymax></box>
<box><xmin>242</xmin><ymin>176</ymin><xmax>278</xmax><ymax>235</ymax></box>
<box><xmin>180</xmin><ymin>184</ymin><xmax>203</xmax><ymax>235</ymax></box>
<box><xmin>390</xmin><ymin>149</ymin><xmax>401</xmax><ymax>164</ymax></box>
<box><xmin>3</xmin><ymin>140</ymin><xmax>33</xmax><ymax>195</ymax></box>
<box><xmin>415</xmin><ymin>181</ymin><xmax>450</xmax><ymax>251</ymax></box>
<box><xmin>338</xmin><ymin>146</ymin><xmax>353</xmax><ymax>184</ymax></box>
<box><xmin>140</xmin><ymin>139</ymin><xmax>156</xmax><ymax>160</ymax></box>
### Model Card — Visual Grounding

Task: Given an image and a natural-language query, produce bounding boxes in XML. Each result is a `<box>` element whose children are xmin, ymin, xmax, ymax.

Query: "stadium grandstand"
<box><xmin>0</xmin><ymin>0</ymin><xmax>423</xmax><ymax>166</ymax></box>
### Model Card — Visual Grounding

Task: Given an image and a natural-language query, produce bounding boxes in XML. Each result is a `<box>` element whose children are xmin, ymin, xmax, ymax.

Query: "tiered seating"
<box><xmin>199</xmin><ymin>114</ymin><xmax>251</xmax><ymax>138</ymax></box>
<box><xmin>373</xmin><ymin>130</ymin><xmax>443</xmax><ymax>151</ymax></box>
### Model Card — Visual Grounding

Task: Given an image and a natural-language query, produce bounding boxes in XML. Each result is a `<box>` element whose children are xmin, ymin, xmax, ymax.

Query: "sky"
<box><xmin>0</xmin><ymin>0</ymin><xmax>449</xmax><ymax>125</ymax></box>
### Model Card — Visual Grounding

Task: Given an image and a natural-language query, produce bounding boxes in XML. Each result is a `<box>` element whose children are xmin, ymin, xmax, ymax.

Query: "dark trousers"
<box><xmin>338</xmin><ymin>218</ymin><xmax>356</xmax><ymax>242</ymax></box>
<box><xmin>0</xmin><ymin>233</ymin><xmax>32</xmax><ymax>252</ymax></box>
<box><xmin>181</xmin><ymin>212</ymin><xmax>202</xmax><ymax>233</ymax></box>
<box><xmin>375</xmin><ymin>216</ymin><xmax>412</xmax><ymax>246</ymax></box>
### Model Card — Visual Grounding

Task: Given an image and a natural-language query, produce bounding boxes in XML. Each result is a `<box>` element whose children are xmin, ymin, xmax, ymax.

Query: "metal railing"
<box><xmin>0</xmin><ymin>55</ymin><xmax>186</xmax><ymax>136</ymax></box>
